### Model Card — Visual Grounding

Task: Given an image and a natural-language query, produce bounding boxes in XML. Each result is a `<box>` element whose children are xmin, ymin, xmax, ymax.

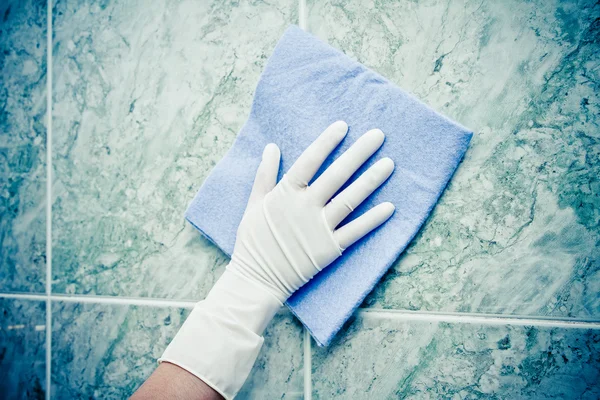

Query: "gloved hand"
<box><xmin>160</xmin><ymin>121</ymin><xmax>395</xmax><ymax>399</ymax></box>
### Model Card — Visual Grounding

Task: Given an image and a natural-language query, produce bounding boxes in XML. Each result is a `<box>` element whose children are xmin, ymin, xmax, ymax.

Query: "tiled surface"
<box><xmin>238</xmin><ymin>312</ymin><xmax>304</xmax><ymax>399</ymax></box>
<box><xmin>313</xmin><ymin>314</ymin><xmax>600</xmax><ymax>399</ymax></box>
<box><xmin>0</xmin><ymin>0</ymin><xmax>47</xmax><ymax>293</ymax></box>
<box><xmin>307</xmin><ymin>0</ymin><xmax>600</xmax><ymax>319</ymax></box>
<box><xmin>51</xmin><ymin>303</ymin><xmax>303</xmax><ymax>399</ymax></box>
<box><xmin>1</xmin><ymin>0</ymin><xmax>600</xmax><ymax>399</ymax></box>
<box><xmin>0</xmin><ymin>299</ymin><xmax>46</xmax><ymax>400</ymax></box>
<box><xmin>51</xmin><ymin>0</ymin><xmax>297</xmax><ymax>298</ymax></box>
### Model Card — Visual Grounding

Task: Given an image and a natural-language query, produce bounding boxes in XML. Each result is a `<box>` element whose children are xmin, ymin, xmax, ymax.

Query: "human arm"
<box><xmin>132</xmin><ymin>121</ymin><xmax>395</xmax><ymax>399</ymax></box>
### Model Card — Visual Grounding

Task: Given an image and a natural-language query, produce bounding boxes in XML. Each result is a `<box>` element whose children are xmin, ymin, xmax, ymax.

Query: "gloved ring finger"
<box><xmin>324</xmin><ymin>157</ymin><xmax>394</xmax><ymax>229</ymax></box>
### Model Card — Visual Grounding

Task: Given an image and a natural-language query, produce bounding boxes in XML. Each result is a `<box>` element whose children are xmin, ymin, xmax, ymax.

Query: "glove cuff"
<box><xmin>159</xmin><ymin>268</ymin><xmax>282</xmax><ymax>399</ymax></box>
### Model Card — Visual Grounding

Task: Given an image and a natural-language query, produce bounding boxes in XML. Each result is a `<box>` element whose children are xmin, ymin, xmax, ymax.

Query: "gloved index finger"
<box><xmin>309</xmin><ymin>128</ymin><xmax>385</xmax><ymax>205</ymax></box>
<box><xmin>286</xmin><ymin>121</ymin><xmax>348</xmax><ymax>187</ymax></box>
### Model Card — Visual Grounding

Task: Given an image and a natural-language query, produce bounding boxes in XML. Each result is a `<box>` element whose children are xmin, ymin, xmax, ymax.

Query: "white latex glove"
<box><xmin>160</xmin><ymin>121</ymin><xmax>395</xmax><ymax>399</ymax></box>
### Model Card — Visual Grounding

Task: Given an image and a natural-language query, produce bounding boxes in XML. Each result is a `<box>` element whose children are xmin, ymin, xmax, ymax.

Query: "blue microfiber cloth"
<box><xmin>186</xmin><ymin>26</ymin><xmax>472</xmax><ymax>346</ymax></box>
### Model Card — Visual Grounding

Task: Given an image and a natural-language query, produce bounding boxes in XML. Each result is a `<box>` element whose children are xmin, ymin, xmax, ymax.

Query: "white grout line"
<box><xmin>1</xmin><ymin>293</ymin><xmax>48</xmax><ymax>301</ymax></box>
<box><xmin>45</xmin><ymin>0</ymin><xmax>53</xmax><ymax>398</ymax></box>
<box><xmin>51</xmin><ymin>294</ymin><xmax>197</xmax><ymax>309</ymax></box>
<box><xmin>303</xmin><ymin>327</ymin><xmax>312</xmax><ymax>400</ymax></box>
<box><xmin>298</xmin><ymin>0</ymin><xmax>307</xmax><ymax>30</ymax></box>
<box><xmin>0</xmin><ymin>292</ymin><xmax>197</xmax><ymax>309</ymax></box>
<box><xmin>3</xmin><ymin>292</ymin><xmax>600</xmax><ymax>329</ymax></box>
<box><xmin>45</xmin><ymin>297</ymin><xmax>51</xmax><ymax>400</ymax></box>
<box><xmin>359</xmin><ymin>309</ymin><xmax>600</xmax><ymax>329</ymax></box>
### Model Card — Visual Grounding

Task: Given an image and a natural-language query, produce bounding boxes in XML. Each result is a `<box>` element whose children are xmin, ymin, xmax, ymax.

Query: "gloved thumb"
<box><xmin>247</xmin><ymin>143</ymin><xmax>281</xmax><ymax>206</ymax></box>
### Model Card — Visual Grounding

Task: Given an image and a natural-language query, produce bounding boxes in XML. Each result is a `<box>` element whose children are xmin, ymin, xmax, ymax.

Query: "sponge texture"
<box><xmin>185</xmin><ymin>26</ymin><xmax>473</xmax><ymax>346</ymax></box>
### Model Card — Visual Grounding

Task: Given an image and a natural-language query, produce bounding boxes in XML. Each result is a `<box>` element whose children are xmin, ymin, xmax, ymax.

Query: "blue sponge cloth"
<box><xmin>185</xmin><ymin>26</ymin><xmax>473</xmax><ymax>346</ymax></box>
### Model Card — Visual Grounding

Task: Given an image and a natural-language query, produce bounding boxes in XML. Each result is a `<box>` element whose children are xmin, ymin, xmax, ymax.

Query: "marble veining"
<box><xmin>0</xmin><ymin>0</ymin><xmax>47</xmax><ymax>293</ymax></box>
<box><xmin>51</xmin><ymin>302</ymin><xmax>303</xmax><ymax>399</ymax></box>
<box><xmin>313</xmin><ymin>314</ymin><xmax>600</xmax><ymax>399</ymax></box>
<box><xmin>51</xmin><ymin>0</ymin><xmax>298</xmax><ymax>298</ymax></box>
<box><xmin>308</xmin><ymin>0</ymin><xmax>600</xmax><ymax>319</ymax></box>
<box><xmin>0</xmin><ymin>299</ymin><xmax>46</xmax><ymax>400</ymax></box>
<box><xmin>1</xmin><ymin>0</ymin><xmax>599</xmax><ymax>399</ymax></box>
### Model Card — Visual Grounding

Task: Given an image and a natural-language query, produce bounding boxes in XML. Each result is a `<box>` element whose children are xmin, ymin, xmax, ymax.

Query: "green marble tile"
<box><xmin>312</xmin><ymin>315</ymin><xmax>600</xmax><ymax>399</ymax></box>
<box><xmin>0</xmin><ymin>0</ymin><xmax>47</xmax><ymax>293</ymax></box>
<box><xmin>51</xmin><ymin>0</ymin><xmax>298</xmax><ymax>298</ymax></box>
<box><xmin>51</xmin><ymin>302</ymin><xmax>303</xmax><ymax>399</ymax></box>
<box><xmin>238</xmin><ymin>313</ymin><xmax>305</xmax><ymax>399</ymax></box>
<box><xmin>0</xmin><ymin>299</ymin><xmax>46</xmax><ymax>400</ymax></box>
<box><xmin>308</xmin><ymin>0</ymin><xmax>600</xmax><ymax>319</ymax></box>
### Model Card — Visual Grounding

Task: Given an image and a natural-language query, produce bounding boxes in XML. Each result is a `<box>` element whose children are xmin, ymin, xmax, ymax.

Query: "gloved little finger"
<box><xmin>333</xmin><ymin>202</ymin><xmax>395</xmax><ymax>250</ymax></box>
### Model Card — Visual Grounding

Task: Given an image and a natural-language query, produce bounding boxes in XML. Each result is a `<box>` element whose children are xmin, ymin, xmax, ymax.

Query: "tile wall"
<box><xmin>1</xmin><ymin>0</ymin><xmax>598</xmax><ymax>398</ymax></box>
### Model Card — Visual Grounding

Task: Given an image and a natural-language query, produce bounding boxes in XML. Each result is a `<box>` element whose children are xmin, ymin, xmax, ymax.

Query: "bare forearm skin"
<box><xmin>131</xmin><ymin>362</ymin><xmax>223</xmax><ymax>400</ymax></box>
